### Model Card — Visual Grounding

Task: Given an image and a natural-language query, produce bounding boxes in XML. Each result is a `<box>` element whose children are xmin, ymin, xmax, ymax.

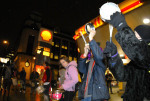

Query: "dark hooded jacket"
<box><xmin>78</xmin><ymin>40</ymin><xmax>110</xmax><ymax>101</ymax></box>
<box><xmin>108</xmin><ymin>26</ymin><xmax>150</xmax><ymax>101</ymax></box>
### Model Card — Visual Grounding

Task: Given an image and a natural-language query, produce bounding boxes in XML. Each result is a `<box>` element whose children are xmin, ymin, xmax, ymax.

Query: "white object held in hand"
<box><xmin>109</xmin><ymin>24</ymin><xmax>113</xmax><ymax>43</ymax></box>
<box><xmin>99</xmin><ymin>2</ymin><xmax>121</xmax><ymax>22</ymax></box>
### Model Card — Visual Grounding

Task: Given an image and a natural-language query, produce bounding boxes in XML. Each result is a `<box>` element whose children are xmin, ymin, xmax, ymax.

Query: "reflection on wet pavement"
<box><xmin>0</xmin><ymin>85</ymin><xmax>124</xmax><ymax>101</ymax></box>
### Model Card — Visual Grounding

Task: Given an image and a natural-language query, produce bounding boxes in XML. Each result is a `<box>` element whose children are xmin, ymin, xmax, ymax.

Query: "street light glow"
<box><xmin>3</xmin><ymin>40</ymin><xmax>8</xmax><ymax>44</ymax></box>
<box><xmin>143</xmin><ymin>18</ymin><xmax>150</xmax><ymax>24</ymax></box>
<box><xmin>33</xmin><ymin>57</ymin><xmax>36</xmax><ymax>60</ymax></box>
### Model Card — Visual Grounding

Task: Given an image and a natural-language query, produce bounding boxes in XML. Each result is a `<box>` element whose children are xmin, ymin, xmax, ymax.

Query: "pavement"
<box><xmin>0</xmin><ymin>85</ymin><xmax>124</xmax><ymax>101</ymax></box>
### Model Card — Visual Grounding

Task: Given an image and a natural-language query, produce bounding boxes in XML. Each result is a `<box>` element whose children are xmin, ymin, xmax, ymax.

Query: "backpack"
<box><xmin>75</xmin><ymin>70</ymin><xmax>82</xmax><ymax>92</ymax></box>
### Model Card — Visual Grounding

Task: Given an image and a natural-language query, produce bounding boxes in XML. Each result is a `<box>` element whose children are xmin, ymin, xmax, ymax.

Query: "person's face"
<box><xmin>60</xmin><ymin>59</ymin><xmax>69</xmax><ymax>68</ymax></box>
<box><xmin>135</xmin><ymin>31</ymin><xmax>142</xmax><ymax>40</ymax></box>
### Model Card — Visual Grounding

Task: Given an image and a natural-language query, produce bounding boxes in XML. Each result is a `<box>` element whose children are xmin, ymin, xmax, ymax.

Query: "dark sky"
<box><xmin>0</xmin><ymin>0</ymin><xmax>124</xmax><ymax>49</ymax></box>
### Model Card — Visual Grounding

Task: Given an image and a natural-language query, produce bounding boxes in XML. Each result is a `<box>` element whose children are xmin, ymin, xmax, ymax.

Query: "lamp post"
<box><xmin>1</xmin><ymin>40</ymin><xmax>9</xmax><ymax>57</ymax></box>
<box><xmin>30</xmin><ymin>57</ymin><xmax>36</xmax><ymax>74</ymax></box>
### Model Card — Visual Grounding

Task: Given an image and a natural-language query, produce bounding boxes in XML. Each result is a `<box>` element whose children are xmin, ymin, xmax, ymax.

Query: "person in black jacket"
<box><xmin>19</xmin><ymin>67</ymin><xmax>26</xmax><ymax>93</ymax></box>
<box><xmin>2</xmin><ymin>62</ymin><xmax>12</xmax><ymax>100</ymax></box>
<box><xmin>78</xmin><ymin>30</ymin><xmax>110</xmax><ymax>101</ymax></box>
<box><xmin>30</xmin><ymin>68</ymin><xmax>39</xmax><ymax>94</ymax></box>
<box><xmin>103</xmin><ymin>11</ymin><xmax>150</xmax><ymax>101</ymax></box>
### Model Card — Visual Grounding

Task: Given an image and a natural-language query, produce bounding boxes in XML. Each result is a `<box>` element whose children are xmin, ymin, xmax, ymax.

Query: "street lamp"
<box><xmin>3</xmin><ymin>40</ymin><xmax>9</xmax><ymax>44</ymax></box>
<box><xmin>143</xmin><ymin>18</ymin><xmax>150</xmax><ymax>24</ymax></box>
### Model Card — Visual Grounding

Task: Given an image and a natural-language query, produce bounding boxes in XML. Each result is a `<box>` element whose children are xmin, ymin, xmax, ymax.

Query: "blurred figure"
<box><xmin>105</xmin><ymin>70</ymin><xmax>113</xmax><ymax>94</ymax></box>
<box><xmin>19</xmin><ymin>67</ymin><xmax>26</xmax><ymax>93</ymax></box>
<box><xmin>0</xmin><ymin>64</ymin><xmax>6</xmax><ymax>93</ymax></box>
<box><xmin>58</xmin><ymin>67</ymin><xmax>66</xmax><ymax>86</ymax></box>
<box><xmin>3</xmin><ymin>62</ymin><xmax>12</xmax><ymax>100</ymax></box>
<box><xmin>42</xmin><ymin>62</ymin><xmax>52</xmax><ymax>101</ymax></box>
<box><xmin>30</xmin><ymin>68</ymin><xmax>39</xmax><ymax>94</ymax></box>
<box><xmin>12</xmin><ymin>68</ymin><xmax>19</xmax><ymax>93</ymax></box>
<box><xmin>58</xmin><ymin>56</ymin><xmax>78</xmax><ymax>101</ymax></box>
<box><xmin>39</xmin><ymin>69</ymin><xmax>44</xmax><ymax>85</ymax></box>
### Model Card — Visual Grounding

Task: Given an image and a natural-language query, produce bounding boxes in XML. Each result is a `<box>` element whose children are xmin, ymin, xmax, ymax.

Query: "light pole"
<box><xmin>30</xmin><ymin>57</ymin><xmax>36</xmax><ymax>74</ymax></box>
<box><xmin>1</xmin><ymin>40</ymin><xmax>9</xmax><ymax>57</ymax></box>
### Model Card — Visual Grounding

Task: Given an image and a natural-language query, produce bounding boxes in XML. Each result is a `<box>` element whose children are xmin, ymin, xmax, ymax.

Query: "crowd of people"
<box><xmin>0</xmin><ymin>2</ymin><xmax>150</xmax><ymax>101</ymax></box>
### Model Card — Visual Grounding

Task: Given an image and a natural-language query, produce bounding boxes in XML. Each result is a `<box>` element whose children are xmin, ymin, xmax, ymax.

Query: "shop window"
<box><xmin>50</xmin><ymin>53</ymin><xmax>53</xmax><ymax>59</ymax></box>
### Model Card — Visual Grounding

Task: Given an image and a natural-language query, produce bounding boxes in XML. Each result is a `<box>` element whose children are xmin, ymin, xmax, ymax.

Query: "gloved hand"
<box><xmin>105</xmin><ymin>12</ymin><xmax>128</xmax><ymax>31</ymax></box>
<box><xmin>103</xmin><ymin>41</ymin><xmax>117</xmax><ymax>57</ymax></box>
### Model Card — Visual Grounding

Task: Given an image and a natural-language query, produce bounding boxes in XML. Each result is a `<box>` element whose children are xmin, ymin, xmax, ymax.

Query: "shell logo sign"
<box><xmin>38</xmin><ymin>28</ymin><xmax>53</xmax><ymax>44</ymax></box>
<box><xmin>40</xmin><ymin>30</ymin><xmax>52</xmax><ymax>42</ymax></box>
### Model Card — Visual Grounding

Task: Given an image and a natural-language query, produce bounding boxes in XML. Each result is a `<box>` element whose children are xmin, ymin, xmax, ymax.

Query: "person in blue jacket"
<box><xmin>78</xmin><ymin>30</ymin><xmax>110</xmax><ymax>101</ymax></box>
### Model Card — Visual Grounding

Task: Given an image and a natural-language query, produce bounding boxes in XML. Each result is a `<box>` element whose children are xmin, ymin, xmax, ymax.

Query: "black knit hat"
<box><xmin>134</xmin><ymin>25</ymin><xmax>150</xmax><ymax>42</ymax></box>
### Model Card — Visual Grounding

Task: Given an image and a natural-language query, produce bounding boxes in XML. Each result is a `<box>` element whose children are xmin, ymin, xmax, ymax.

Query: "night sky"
<box><xmin>0</xmin><ymin>0</ymin><xmax>124</xmax><ymax>50</ymax></box>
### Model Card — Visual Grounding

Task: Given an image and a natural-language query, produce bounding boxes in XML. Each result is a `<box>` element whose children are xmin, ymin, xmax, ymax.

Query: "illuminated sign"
<box><xmin>35</xmin><ymin>65</ymin><xmax>45</xmax><ymax>74</ymax></box>
<box><xmin>40</xmin><ymin>30</ymin><xmax>52</xmax><ymax>42</ymax></box>
<box><xmin>38</xmin><ymin>28</ymin><xmax>53</xmax><ymax>44</ymax></box>
<box><xmin>73</xmin><ymin>0</ymin><xmax>144</xmax><ymax>40</ymax></box>
<box><xmin>43</xmin><ymin>51</ymin><xmax>50</xmax><ymax>57</ymax></box>
<box><xmin>0</xmin><ymin>57</ymin><xmax>9</xmax><ymax>63</ymax></box>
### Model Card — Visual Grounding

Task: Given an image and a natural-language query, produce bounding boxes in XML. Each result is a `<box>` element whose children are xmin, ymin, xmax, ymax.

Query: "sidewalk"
<box><xmin>0</xmin><ymin>85</ymin><xmax>124</xmax><ymax>101</ymax></box>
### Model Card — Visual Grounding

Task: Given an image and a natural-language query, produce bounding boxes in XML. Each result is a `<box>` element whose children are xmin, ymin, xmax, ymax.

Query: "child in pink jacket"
<box><xmin>58</xmin><ymin>56</ymin><xmax>78</xmax><ymax>101</ymax></box>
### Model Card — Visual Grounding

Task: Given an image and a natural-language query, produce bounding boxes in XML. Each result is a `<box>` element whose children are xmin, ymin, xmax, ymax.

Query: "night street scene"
<box><xmin>0</xmin><ymin>0</ymin><xmax>150</xmax><ymax>101</ymax></box>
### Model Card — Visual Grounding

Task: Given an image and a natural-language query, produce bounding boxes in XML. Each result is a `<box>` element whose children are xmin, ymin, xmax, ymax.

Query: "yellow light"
<box><xmin>40</xmin><ymin>30</ymin><xmax>52</xmax><ymax>42</ymax></box>
<box><xmin>38</xmin><ymin>46</ymin><xmax>44</xmax><ymax>49</ymax></box>
<box><xmin>52</xmin><ymin>42</ymin><xmax>54</xmax><ymax>46</ymax></box>
<box><xmin>62</xmin><ymin>46</ymin><xmax>65</xmax><ymax>49</ymax></box>
<box><xmin>74</xmin><ymin>58</ymin><xmax>77</xmax><ymax>62</ymax></box>
<box><xmin>44</xmin><ymin>47</ymin><xmax>50</xmax><ymax>52</ymax></box>
<box><xmin>33</xmin><ymin>57</ymin><xmax>36</xmax><ymax>60</ymax></box>
<box><xmin>43</xmin><ymin>51</ymin><xmax>50</xmax><ymax>56</ymax></box>
<box><xmin>50</xmin><ymin>53</ymin><xmax>53</xmax><ymax>59</ymax></box>
<box><xmin>3</xmin><ymin>40</ymin><xmax>8</xmax><ymax>44</ymax></box>
<box><xmin>69</xmin><ymin>56</ymin><xmax>72</xmax><ymax>61</ymax></box>
<box><xmin>54</xmin><ymin>55</ymin><xmax>58</xmax><ymax>59</ymax></box>
<box><xmin>37</xmin><ymin>50</ymin><xmax>41</xmax><ymax>54</ymax></box>
<box><xmin>65</xmin><ymin>46</ymin><xmax>67</xmax><ymax>50</ymax></box>
<box><xmin>143</xmin><ymin>18</ymin><xmax>150</xmax><ymax>24</ymax></box>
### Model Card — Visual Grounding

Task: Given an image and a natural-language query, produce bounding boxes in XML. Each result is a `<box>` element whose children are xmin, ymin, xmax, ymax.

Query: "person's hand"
<box><xmin>83</xmin><ymin>44</ymin><xmax>90</xmax><ymax>57</ymax></box>
<box><xmin>89</xmin><ymin>30</ymin><xmax>96</xmax><ymax>41</ymax></box>
<box><xmin>105</xmin><ymin>12</ymin><xmax>128</xmax><ymax>31</ymax></box>
<box><xmin>57</xmin><ymin>85</ymin><xmax>63</xmax><ymax>90</ymax></box>
<box><xmin>103</xmin><ymin>41</ymin><xmax>117</xmax><ymax>57</ymax></box>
